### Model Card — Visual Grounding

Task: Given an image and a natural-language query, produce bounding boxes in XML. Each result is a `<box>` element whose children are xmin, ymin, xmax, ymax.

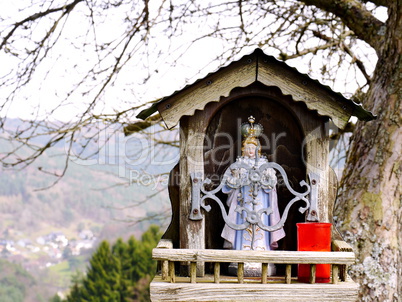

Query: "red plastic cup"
<box><xmin>297</xmin><ymin>222</ymin><xmax>332</xmax><ymax>283</ymax></box>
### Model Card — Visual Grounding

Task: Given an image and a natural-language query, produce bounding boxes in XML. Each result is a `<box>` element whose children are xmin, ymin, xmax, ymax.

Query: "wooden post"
<box><xmin>169</xmin><ymin>261</ymin><xmax>176</xmax><ymax>283</ymax></box>
<box><xmin>156</xmin><ymin>239</ymin><xmax>173</xmax><ymax>281</ymax></box>
<box><xmin>162</xmin><ymin>260</ymin><xmax>169</xmax><ymax>280</ymax></box>
<box><xmin>332</xmin><ymin>264</ymin><xmax>339</xmax><ymax>284</ymax></box>
<box><xmin>304</xmin><ymin>120</ymin><xmax>330</xmax><ymax>223</ymax></box>
<box><xmin>309</xmin><ymin>264</ymin><xmax>316</xmax><ymax>284</ymax></box>
<box><xmin>190</xmin><ymin>262</ymin><xmax>197</xmax><ymax>283</ymax></box>
<box><xmin>179</xmin><ymin>116</ymin><xmax>205</xmax><ymax>276</ymax></box>
<box><xmin>340</xmin><ymin>265</ymin><xmax>347</xmax><ymax>282</ymax></box>
<box><xmin>285</xmin><ymin>264</ymin><xmax>292</xmax><ymax>284</ymax></box>
<box><xmin>261</xmin><ymin>263</ymin><xmax>268</xmax><ymax>284</ymax></box>
<box><xmin>214</xmin><ymin>262</ymin><xmax>220</xmax><ymax>284</ymax></box>
<box><xmin>238</xmin><ymin>263</ymin><xmax>244</xmax><ymax>284</ymax></box>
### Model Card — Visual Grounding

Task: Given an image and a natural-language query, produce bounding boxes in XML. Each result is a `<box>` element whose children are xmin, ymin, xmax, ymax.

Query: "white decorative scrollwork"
<box><xmin>190</xmin><ymin>159</ymin><xmax>311</xmax><ymax>234</ymax></box>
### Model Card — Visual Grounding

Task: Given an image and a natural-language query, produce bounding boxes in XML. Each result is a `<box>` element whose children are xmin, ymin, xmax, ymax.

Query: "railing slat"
<box><xmin>309</xmin><ymin>264</ymin><xmax>316</xmax><ymax>284</ymax></box>
<box><xmin>261</xmin><ymin>263</ymin><xmax>268</xmax><ymax>284</ymax></box>
<box><xmin>162</xmin><ymin>260</ymin><xmax>169</xmax><ymax>280</ymax></box>
<box><xmin>169</xmin><ymin>261</ymin><xmax>175</xmax><ymax>283</ymax></box>
<box><xmin>238</xmin><ymin>263</ymin><xmax>244</xmax><ymax>284</ymax></box>
<box><xmin>153</xmin><ymin>249</ymin><xmax>355</xmax><ymax>265</ymax></box>
<box><xmin>214</xmin><ymin>262</ymin><xmax>220</xmax><ymax>284</ymax></box>
<box><xmin>285</xmin><ymin>264</ymin><xmax>292</xmax><ymax>284</ymax></box>
<box><xmin>332</xmin><ymin>265</ymin><xmax>339</xmax><ymax>284</ymax></box>
<box><xmin>190</xmin><ymin>262</ymin><xmax>197</xmax><ymax>283</ymax></box>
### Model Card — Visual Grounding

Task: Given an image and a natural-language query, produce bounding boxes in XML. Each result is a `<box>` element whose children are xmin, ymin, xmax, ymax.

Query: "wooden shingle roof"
<box><xmin>137</xmin><ymin>48</ymin><xmax>375</xmax><ymax>129</ymax></box>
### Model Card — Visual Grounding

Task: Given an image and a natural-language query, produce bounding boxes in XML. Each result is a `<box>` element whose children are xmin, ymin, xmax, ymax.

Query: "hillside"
<box><xmin>0</xmin><ymin>119</ymin><xmax>178</xmax><ymax>300</ymax></box>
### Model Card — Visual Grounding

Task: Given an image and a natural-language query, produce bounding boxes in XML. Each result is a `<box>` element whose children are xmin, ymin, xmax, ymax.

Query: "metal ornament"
<box><xmin>190</xmin><ymin>157</ymin><xmax>311</xmax><ymax>235</ymax></box>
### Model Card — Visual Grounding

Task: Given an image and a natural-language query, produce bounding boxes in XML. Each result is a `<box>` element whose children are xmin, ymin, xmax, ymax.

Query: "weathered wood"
<box><xmin>190</xmin><ymin>262</ymin><xmax>197</xmax><ymax>283</ymax></box>
<box><xmin>257</xmin><ymin>55</ymin><xmax>353</xmax><ymax>129</ymax></box>
<box><xmin>157</xmin><ymin>239</ymin><xmax>174</xmax><ymax>249</ymax></box>
<box><xmin>332</xmin><ymin>265</ymin><xmax>339</xmax><ymax>284</ymax></box>
<box><xmin>150</xmin><ymin>277</ymin><xmax>359</xmax><ymax>302</ymax></box>
<box><xmin>309</xmin><ymin>264</ymin><xmax>316</xmax><ymax>284</ymax></box>
<box><xmin>285</xmin><ymin>264</ymin><xmax>292</xmax><ymax>284</ymax></box>
<box><xmin>214</xmin><ymin>262</ymin><xmax>220</xmax><ymax>284</ymax></box>
<box><xmin>148</xmin><ymin>49</ymin><xmax>372</xmax><ymax>130</ymax></box>
<box><xmin>238</xmin><ymin>263</ymin><xmax>244</xmax><ymax>284</ymax></box>
<box><xmin>332</xmin><ymin>240</ymin><xmax>353</xmax><ymax>252</ymax></box>
<box><xmin>153</xmin><ymin>249</ymin><xmax>356</xmax><ymax>265</ymax></box>
<box><xmin>261</xmin><ymin>263</ymin><xmax>268</xmax><ymax>284</ymax></box>
<box><xmin>179</xmin><ymin>116</ymin><xmax>206</xmax><ymax>276</ymax></box>
<box><xmin>161</xmin><ymin>260</ymin><xmax>169</xmax><ymax>280</ymax></box>
<box><xmin>331</xmin><ymin>240</ymin><xmax>352</xmax><ymax>281</ymax></box>
<box><xmin>157</xmin><ymin>54</ymin><xmax>256</xmax><ymax>129</ymax></box>
<box><xmin>157</xmin><ymin>239</ymin><xmax>173</xmax><ymax>281</ymax></box>
<box><xmin>169</xmin><ymin>261</ymin><xmax>175</xmax><ymax>283</ymax></box>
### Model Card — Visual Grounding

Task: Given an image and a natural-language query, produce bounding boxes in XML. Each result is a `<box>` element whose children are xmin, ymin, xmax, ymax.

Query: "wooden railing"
<box><xmin>152</xmin><ymin>240</ymin><xmax>355</xmax><ymax>285</ymax></box>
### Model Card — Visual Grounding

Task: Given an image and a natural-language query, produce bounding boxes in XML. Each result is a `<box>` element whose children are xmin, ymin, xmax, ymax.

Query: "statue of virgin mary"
<box><xmin>221</xmin><ymin>116</ymin><xmax>285</xmax><ymax>276</ymax></box>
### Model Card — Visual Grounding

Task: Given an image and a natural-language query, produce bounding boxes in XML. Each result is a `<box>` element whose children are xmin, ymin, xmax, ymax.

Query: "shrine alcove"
<box><xmin>201</xmin><ymin>83</ymin><xmax>325</xmax><ymax>274</ymax></box>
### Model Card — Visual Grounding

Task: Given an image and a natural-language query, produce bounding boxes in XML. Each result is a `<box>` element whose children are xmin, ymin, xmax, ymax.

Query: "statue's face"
<box><xmin>243</xmin><ymin>143</ymin><xmax>256</xmax><ymax>158</ymax></box>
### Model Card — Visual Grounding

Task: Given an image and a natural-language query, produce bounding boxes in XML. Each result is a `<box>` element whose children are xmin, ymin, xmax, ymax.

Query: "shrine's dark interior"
<box><xmin>203</xmin><ymin>94</ymin><xmax>308</xmax><ymax>275</ymax></box>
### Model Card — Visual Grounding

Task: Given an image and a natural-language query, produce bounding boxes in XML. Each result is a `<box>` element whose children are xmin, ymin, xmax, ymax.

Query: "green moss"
<box><xmin>361</xmin><ymin>192</ymin><xmax>383</xmax><ymax>222</ymax></box>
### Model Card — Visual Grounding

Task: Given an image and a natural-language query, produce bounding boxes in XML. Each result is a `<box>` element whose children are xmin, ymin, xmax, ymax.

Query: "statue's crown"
<box><xmin>241</xmin><ymin>116</ymin><xmax>263</xmax><ymax>138</ymax></box>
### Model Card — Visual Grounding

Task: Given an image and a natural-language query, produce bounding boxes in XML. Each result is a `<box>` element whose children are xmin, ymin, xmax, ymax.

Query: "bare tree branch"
<box><xmin>301</xmin><ymin>0</ymin><xmax>385</xmax><ymax>51</ymax></box>
<box><xmin>0</xmin><ymin>0</ymin><xmax>84</xmax><ymax>51</ymax></box>
<box><xmin>312</xmin><ymin>30</ymin><xmax>371</xmax><ymax>84</ymax></box>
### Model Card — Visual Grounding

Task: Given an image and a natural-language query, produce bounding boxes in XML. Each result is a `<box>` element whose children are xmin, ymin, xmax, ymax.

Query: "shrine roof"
<box><xmin>137</xmin><ymin>48</ymin><xmax>375</xmax><ymax>129</ymax></box>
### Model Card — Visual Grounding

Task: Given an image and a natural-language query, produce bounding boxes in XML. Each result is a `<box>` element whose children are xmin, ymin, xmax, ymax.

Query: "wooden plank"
<box><xmin>157</xmin><ymin>55</ymin><xmax>257</xmax><ymax>129</ymax></box>
<box><xmin>150</xmin><ymin>280</ymin><xmax>359</xmax><ymax>301</ymax></box>
<box><xmin>257</xmin><ymin>55</ymin><xmax>351</xmax><ymax>129</ymax></box>
<box><xmin>152</xmin><ymin>249</ymin><xmax>355</xmax><ymax>265</ymax></box>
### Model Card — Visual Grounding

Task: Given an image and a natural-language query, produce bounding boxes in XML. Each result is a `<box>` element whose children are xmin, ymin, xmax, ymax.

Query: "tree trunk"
<box><xmin>335</xmin><ymin>2</ymin><xmax>402</xmax><ymax>301</ymax></box>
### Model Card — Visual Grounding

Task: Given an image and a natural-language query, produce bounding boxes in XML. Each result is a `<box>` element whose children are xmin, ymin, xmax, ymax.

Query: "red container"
<box><xmin>297</xmin><ymin>222</ymin><xmax>332</xmax><ymax>283</ymax></box>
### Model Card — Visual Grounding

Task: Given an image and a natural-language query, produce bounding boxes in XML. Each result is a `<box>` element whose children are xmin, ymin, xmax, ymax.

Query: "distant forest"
<box><xmin>0</xmin><ymin>119</ymin><xmax>177</xmax><ymax>300</ymax></box>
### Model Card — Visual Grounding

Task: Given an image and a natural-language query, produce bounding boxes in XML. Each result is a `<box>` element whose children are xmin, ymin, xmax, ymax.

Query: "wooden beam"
<box><xmin>150</xmin><ymin>279</ymin><xmax>360</xmax><ymax>302</ymax></box>
<box><xmin>153</xmin><ymin>249</ymin><xmax>356</xmax><ymax>265</ymax></box>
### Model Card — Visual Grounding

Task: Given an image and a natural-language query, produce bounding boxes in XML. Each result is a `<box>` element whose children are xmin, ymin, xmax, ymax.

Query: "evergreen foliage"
<box><xmin>0</xmin><ymin>259</ymin><xmax>36</xmax><ymax>302</ymax></box>
<box><xmin>62</xmin><ymin>225</ymin><xmax>162</xmax><ymax>302</ymax></box>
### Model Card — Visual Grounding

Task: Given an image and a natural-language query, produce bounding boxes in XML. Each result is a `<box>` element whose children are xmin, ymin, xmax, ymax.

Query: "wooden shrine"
<box><xmin>137</xmin><ymin>48</ymin><xmax>375</xmax><ymax>302</ymax></box>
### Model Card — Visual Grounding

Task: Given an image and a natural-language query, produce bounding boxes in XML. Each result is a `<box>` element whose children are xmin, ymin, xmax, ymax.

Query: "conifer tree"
<box><xmin>79</xmin><ymin>241</ymin><xmax>123</xmax><ymax>301</ymax></box>
<box><xmin>62</xmin><ymin>225</ymin><xmax>162</xmax><ymax>301</ymax></box>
